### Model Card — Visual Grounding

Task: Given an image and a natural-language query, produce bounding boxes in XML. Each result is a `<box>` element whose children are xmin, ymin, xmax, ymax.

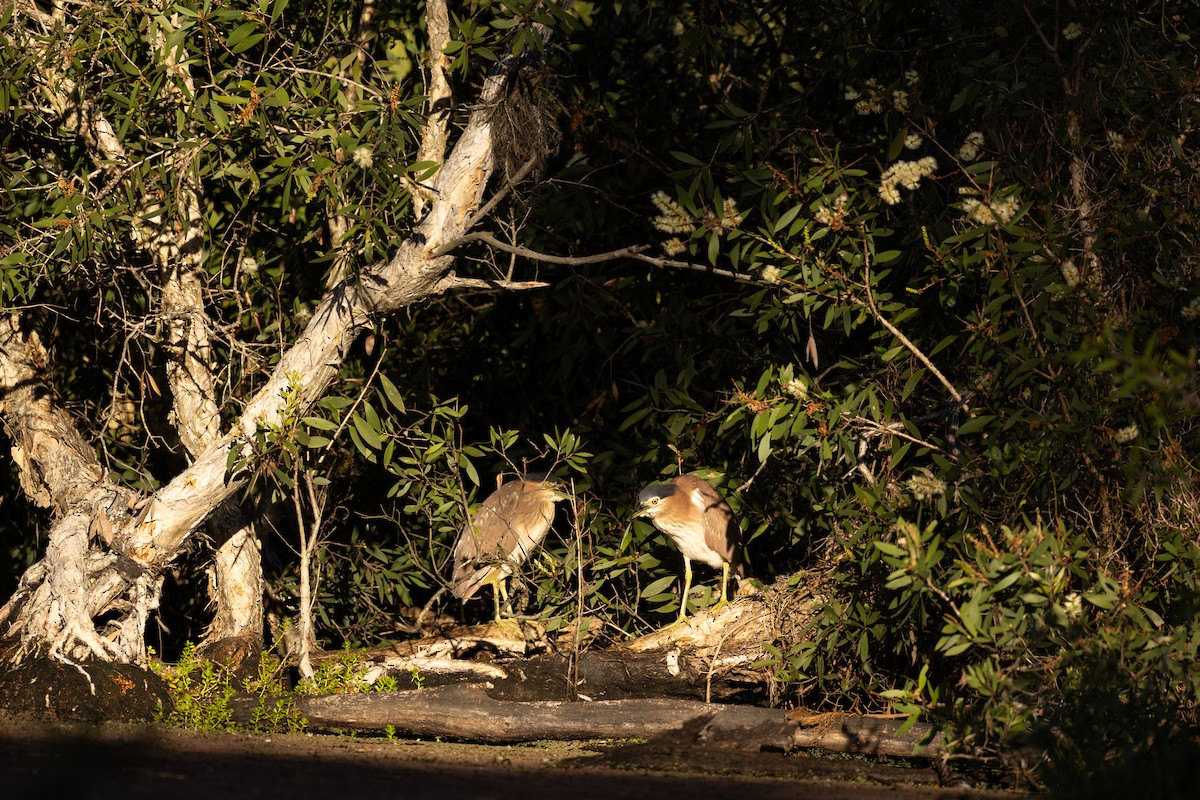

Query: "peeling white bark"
<box><xmin>0</xmin><ymin>317</ymin><xmax>111</xmax><ymax>508</ymax></box>
<box><xmin>146</xmin><ymin>4</ymin><xmax>264</xmax><ymax>657</ymax></box>
<box><xmin>412</xmin><ymin>0</ymin><xmax>454</xmax><ymax>221</ymax></box>
<box><xmin>2</xmin><ymin>1</ymin><xmax>543</xmax><ymax>664</ymax></box>
<box><xmin>4</xmin><ymin>91</ymin><xmax>515</xmax><ymax>665</ymax></box>
<box><xmin>118</xmin><ymin>62</ymin><xmax>507</xmax><ymax>575</ymax></box>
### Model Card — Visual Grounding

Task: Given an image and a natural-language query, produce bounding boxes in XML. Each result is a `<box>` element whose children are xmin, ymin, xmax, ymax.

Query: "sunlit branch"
<box><xmin>433</xmin><ymin>230</ymin><xmax>760</xmax><ymax>284</ymax></box>
<box><xmin>861</xmin><ymin>244</ymin><xmax>967</xmax><ymax>411</ymax></box>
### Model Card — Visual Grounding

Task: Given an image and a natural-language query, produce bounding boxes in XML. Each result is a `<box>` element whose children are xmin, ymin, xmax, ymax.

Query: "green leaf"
<box><xmin>873</xmin><ymin>541</ymin><xmax>906</xmax><ymax>557</ymax></box>
<box><xmin>227</xmin><ymin>22</ymin><xmax>263</xmax><ymax>54</ymax></box>
<box><xmin>957</xmin><ymin>415</ymin><xmax>995</xmax><ymax>436</ymax></box>
<box><xmin>670</xmin><ymin>150</ymin><xmax>705</xmax><ymax>166</ymax></box>
<box><xmin>642</xmin><ymin>575</ymin><xmax>676</xmax><ymax>597</ymax></box>
<box><xmin>772</xmin><ymin>204</ymin><xmax>803</xmax><ymax>234</ymax></box>
<box><xmin>378</xmin><ymin>373</ymin><xmax>405</xmax><ymax>412</ymax></box>
<box><xmin>352</xmin><ymin>412</ymin><xmax>382</xmax><ymax>450</ymax></box>
<box><xmin>458</xmin><ymin>452</ymin><xmax>480</xmax><ymax>487</ymax></box>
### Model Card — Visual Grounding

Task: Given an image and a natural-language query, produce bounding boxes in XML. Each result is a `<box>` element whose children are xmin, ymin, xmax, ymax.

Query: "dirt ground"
<box><xmin>0</xmin><ymin>655</ymin><xmax>1027</xmax><ymax>799</ymax></box>
<box><xmin>0</xmin><ymin>715</ymin><xmax>1028</xmax><ymax>800</ymax></box>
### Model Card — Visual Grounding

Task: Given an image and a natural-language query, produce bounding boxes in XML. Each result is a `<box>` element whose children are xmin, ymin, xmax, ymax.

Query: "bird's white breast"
<box><xmin>653</xmin><ymin>499</ymin><xmax>726</xmax><ymax>569</ymax></box>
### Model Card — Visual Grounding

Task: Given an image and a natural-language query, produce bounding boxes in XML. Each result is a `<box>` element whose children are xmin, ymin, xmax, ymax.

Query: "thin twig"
<box><xmin>432</xmin><ymin>274</ymin><xmax>550</xmax><ymax>293</ymax></box>
<box><xmin>433</xmin><ymin>230</ymin><xmax>764</xmax><ymax>286</ymax></box>
<box><xmin>735</xmin><ymin>454</ymin><xmax>771</xmax><ymax>493</ymax></box>
<box><xmin>862</xmin><ymin>245</ymin><xmax>967</xmax><ymax>411</ymax></box>
<box><xmin>464</xmin><ymin>156</ymin><xmax>540</xmax><ymax>230</ymax></box>
<box><xmin>849</xmin><ymin>416</ymin><xmax>943</xmax><ymax>452</ymax></box>
<box><xmin>431</xmin><ymin>230</ymin><xmax>649</xmax><ymax>263</ymax></box>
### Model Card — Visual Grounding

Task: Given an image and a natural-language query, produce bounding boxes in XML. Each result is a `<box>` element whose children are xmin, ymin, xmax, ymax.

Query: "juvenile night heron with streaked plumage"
<box><xmin>450</xmin><ymin>476</ymin><xmax>570</xmax><ymax>620</ymax></box>
<box><xmin>634</xmin><ymin>474</ymin><xmax>746</xmax><ymax>623</ymax></box>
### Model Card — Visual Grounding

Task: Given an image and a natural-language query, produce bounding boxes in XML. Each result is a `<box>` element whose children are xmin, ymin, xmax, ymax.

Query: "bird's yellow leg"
<box><xmin>490</xmin><ymin>575</ymin><xmax>525</xmax><ymax>638</ymax></box>
<box><xmin>713</xmin><ymin>561</ymin><xmax>731</xmax><ymax>609</ymax></box>
<box><xmin>492</xmin><ymin>575</ymin><xmax>509</xmax><ymax>622</ymax></box>
<box><xmin>676</xmin><ymin>558</ymin><xmax>694</xmax><ymax>625</ymax></box>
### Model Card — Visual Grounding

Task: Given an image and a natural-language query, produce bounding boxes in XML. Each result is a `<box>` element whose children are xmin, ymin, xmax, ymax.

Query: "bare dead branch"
<box><xmin>432</xmin><ymin>274</ymin><xmax>551</xmax><ymax>293</ymax></box>
<box><xmin>433</xmin><ymin>229</ymin><xmax>767</xmax><ymax>286</ymax></box>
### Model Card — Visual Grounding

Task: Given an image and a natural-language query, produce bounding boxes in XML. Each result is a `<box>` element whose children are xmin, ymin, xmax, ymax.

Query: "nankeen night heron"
<box><xmin>449</xmin><ymin>477</ymin><xmax>570</xmax><ymax>620</ymax></box>
<box><xmin>634</xmin><ymin>474</ymin><xmax>746</xmax><ymax>623</ymax></box>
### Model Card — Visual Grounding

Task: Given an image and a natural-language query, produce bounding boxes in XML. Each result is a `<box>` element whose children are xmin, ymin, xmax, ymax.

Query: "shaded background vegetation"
<box><xmin>2</xmin><ymin>0</ymin><xmax>1199</xmax><ymax>790</ymax></box>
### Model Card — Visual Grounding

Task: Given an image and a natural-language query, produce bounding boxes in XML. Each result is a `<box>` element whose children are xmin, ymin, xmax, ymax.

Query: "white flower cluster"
<box><xmin>703</xmin><ymin>198</ymin><xmax>741</xmax><ymax>233</ymax></box>
<box><xmin>352</xmin><ymin>146</ymin><xmax>374</xmax><ymax>169</ymax></box>
<box><xmin>878</xmin><ymin>156</ymin><xmax>937</xmax><ymax>205</ymax></box>
<box><xmin>651</xmin><ymin>190</ymin><xmax>695</xmax><ymax>234</ymax></box>
<box><xmin>1060</xmin><ymin>259</ymin><xmax>1080</xmax><ymax>288</ymax></box>
<box><xmin>904</xmin><ymin>70</ymin><xmax>920</xmax><ymax>87</ymax></box>
<box><xmin>907</xmin><ymin>470</ymin><xmax>947</xmax><ymax>501</ymax></box>
<box><xmin>781</xmin><ymin>376</ymin><xmax>808</xmax><ymax>400</ymax></box>
<box><xmin>1106</xmin><ymin>130</ymin><xmax>1125</xmax><ymax>149</ymax></box>
<box><xmin>1113</xmin><ymin>423</ymin><xmax>1139</xmax><ymax>444</ymax></box>
<box><xmin>1063</xmin><ymin>22</ymin><xmax>1083</xmax><ymax>41</ymax></box>
<box><xmin>1062</xmin><ymin>592</ymin><xmax>1083</xmax><ymax>621</ymax></box>
<box><xmin>814</xmin><ymin>191</ymin><xmax>850</xmax><ymax>226</ymax></box>
<box><xmin>762</xmin><ymin>265</ymin><xmax>782</xmax><ymax>284</ymax></box>
<box><xmin>1182</xmin><ymin>296</ymin><xmax>1200</xmax><ymax>321</ymax></box>
<box><xmin>240</xmin><ymin>254</ymin><xmax>260</xmax><ymax>277</ymax></box>
<box><xmin>904</xmin><ymin>133</ymin><xmax>923</xmax><ymax>150</ymax></box>
<box><xmin>892</xmin><ymin>89</ymin><xmax>910</xmax><ymax>113</ymax></box>
<box><xmin>848</xmin><ymin>78</ymin><xmax>885</xmax><ymax>115</ymax></box>
<box><xmin>957</xmin><ymin>131</ymin><xmax>985</xmax><ymax>161</ymax></box>
<box><xmin>661</xmin><ymin>237</ymin><xmax>687</xmax><ymax>257</ymax></box>
<box><xmin>960</xmin><ymin>188</ymin><xmax>1020</xmax><ymax>225</ymax></box>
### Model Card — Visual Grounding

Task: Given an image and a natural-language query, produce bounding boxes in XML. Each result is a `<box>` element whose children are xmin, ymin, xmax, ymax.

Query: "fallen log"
<box><xmin>241</xmin><ymin>575</ymin><xmax>954</xmax><ymax>756</ymax></box>
<box><xmin>237</xmin><ymin>681</ymin><xmax>944</xmax><ymax>758</ymax></box>
<box><xmin>294</xmin><ymin>682</ymin><xmax>719</xmax><ymax>742</ymax></box>
<box><xmin>297</xmin><ymin>576</ymin><xmax>823</xmax><ymax>702</ymax></box>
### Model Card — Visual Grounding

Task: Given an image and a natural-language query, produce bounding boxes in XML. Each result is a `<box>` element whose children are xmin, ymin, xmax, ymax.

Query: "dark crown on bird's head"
<box><xmin>636</xmin><ymin>483</ymin><xmax>677</xmax><ymax>509</ymax></box>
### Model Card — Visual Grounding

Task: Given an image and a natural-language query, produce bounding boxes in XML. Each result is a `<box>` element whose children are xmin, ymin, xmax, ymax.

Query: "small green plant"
<box><xmin>297</xmin><ymin>643</ymin><xmax>377</xmax><ymax>695</ymax></box>
<box><xmin>246</xmin><ymin>653</ymin><xmax>307</xmax><ymax>733</ymax></box>
<box><xmin>151</xmin><ymin>642</ymin><xmax>238</xmax><ymax>731</ymax></box>
<box><xmin>152</xmin><ymin>642</ymin><xmax>306</xmax><ymax>733</ymax></box>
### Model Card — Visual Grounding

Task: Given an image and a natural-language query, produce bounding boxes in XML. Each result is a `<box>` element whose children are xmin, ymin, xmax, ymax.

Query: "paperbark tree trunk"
<box><xmin>144</xmin><ymin>6</ymin><xmax>266</xmax><ymax>665</ymax></box>
<box><xmin>0</xmin><ymin>0</ymin><xmax>550</xmax><ymax>665</ymax></box>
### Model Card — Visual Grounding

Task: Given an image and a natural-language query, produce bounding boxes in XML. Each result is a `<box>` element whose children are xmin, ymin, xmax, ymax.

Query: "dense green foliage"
<box><xmin>3</xmin><ymin>0</ymin><xmax>1200</xmax><ymax>786</ymax></box>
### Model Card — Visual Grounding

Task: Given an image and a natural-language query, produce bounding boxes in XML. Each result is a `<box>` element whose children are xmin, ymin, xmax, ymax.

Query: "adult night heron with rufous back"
<box><xmin>634</xmin><ymin>474</ymin><xmax>746</xmax><ymax>623</ymax></box>
<box><xmin>450</xmin><ymin>476</ymin><xmax>570</xmax><ymax>620</ymax></box>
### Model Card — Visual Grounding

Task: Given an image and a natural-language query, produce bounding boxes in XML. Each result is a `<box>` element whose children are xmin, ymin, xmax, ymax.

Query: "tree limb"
<box><xmin>411</xmin><ymin>0</ymin><xmax>454</xmax><ymax>220</ymax></box>
<box><xmin>114</xmin><ymin>47</ymin><xmax>520</xmax><ymax>574</ymax></box>
<box><xmin>0</xmin><ymin>315</ymin><xmax>115</xmax><ymax>511</ymax></box>
<box><xmin>433</xmin><ymin>230</ymin><xmax>767</xmax><ymax>286</ymax></box>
